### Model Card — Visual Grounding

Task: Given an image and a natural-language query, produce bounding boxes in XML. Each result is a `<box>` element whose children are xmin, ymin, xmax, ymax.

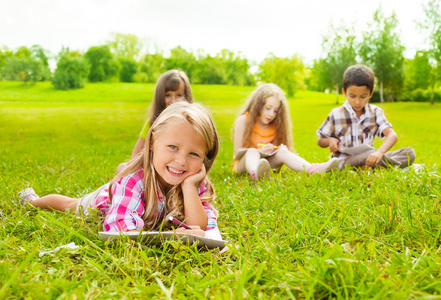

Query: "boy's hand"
<box><xmin>329</xmin><ymin>138</ymin><xmax>341</xmax><ymax>153</ymax></box>
<box><xmin>366</xmin><ymin>150</ymin><xmax>384</xmax><ymax>168</ymax></box>
<box><xmin>259</xmin><ymin>143</ymin><xmax>276</xmax><ymax>154</ymax></box>
<box><xmin>182</xmin><ymin>164</ymin><xmax>206</xmax><ymax>187</ymax></box>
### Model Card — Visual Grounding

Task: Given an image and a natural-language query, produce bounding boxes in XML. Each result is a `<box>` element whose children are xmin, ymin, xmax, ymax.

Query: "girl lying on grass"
<box><xmin>232</xmin><ymin>83</ymin><xmax>339</xmax><ymax>180</ymax></box>
<box><xmin>19</xmin><ymin>102</ymin><xmax>219</xmax><ymax>236</ymax></box>
<box><xmin>117</xmin><ymin>69</ymin><xmax>193</xmax><ymax>173</ymax></box>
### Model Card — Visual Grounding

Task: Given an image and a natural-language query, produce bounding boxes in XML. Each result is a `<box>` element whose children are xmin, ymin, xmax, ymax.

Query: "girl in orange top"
<box><xmin>233</xmin><ymin>83</ymin><xmax>339</xmax><ymax>180</ymax></box>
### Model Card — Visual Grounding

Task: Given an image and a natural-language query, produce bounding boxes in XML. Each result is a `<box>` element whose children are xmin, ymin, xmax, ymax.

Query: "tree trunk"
<box><xmin>335</xmin><ymin>84</ymin><xmax>339</xmax><ymax>105</ymax></box>
<box><xmin>431</xmin><ymin>84</ymin><xmax>435</xmax><ymax>106</ymax></box>
<box><xmin>380</xmin><ymin>81</ymin><xmax>384</xmax><ymax>103</ymax></box>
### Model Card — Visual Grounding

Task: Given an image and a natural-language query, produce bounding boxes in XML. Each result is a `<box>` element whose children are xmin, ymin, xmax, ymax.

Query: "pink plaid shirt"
<box><xmin>91</xmin><ymin>169</ymin><xmax>217</xmax><ymax>232</ymax></box>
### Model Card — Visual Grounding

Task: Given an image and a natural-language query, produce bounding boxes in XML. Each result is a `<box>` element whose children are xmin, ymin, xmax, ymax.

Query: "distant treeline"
<box><xmin>1</xmin><ymin>2</ymin><xmax>440</xmax><ymax>104</ymax></box>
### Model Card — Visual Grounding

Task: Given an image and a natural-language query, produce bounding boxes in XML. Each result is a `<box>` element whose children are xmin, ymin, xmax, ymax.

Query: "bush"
<box><xmin>133</xmin><ymin>72</ymin><xmax>148</xmax><ymax>83</ymax></box>
<box><xmin>370</xmin><ymin>90</ymin><xmax>388</xmax><ymax>103</ymax></box>
<box><xmin>396</xmin><ymin>89</ymin><xmax>441</xmax><ymax>103</ymax></box>
<box><xmin>52</xmin><ymin>55</ymin><xmax>89</xmax><ymax>90</ymax></box>
<box><xmin>85</xmin><ymin>45</ymin><xmax>119</xmax><ymax>82</ymax></box>
<box><xmin>2</xmin><ymin>56</ymin><xmax>47</xmax><ymax>84</ymax></box>
<box><xmin>118</xmin><ymin>57</ymin><xmax>138</xmax><ymax>82</ymax></box>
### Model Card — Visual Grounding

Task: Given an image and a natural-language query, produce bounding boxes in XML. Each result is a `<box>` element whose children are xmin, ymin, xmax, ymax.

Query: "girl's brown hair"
<box><xmin>149</xmin><ymin>70</ymin><xmax>193</xmax><ymax>127</ymax></box>
<box><xmin>239</xmin><ymin>83</ymin><xmax>293</xmax><ymax>150</ymax></box>
<box><xmin>110</xmin><ymin>102</ymin><xmax>219</xmax><ymax>230</ymax></box>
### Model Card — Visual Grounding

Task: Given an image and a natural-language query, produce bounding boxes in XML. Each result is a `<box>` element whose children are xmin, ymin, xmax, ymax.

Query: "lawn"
<box><xmin>1</xmin><ymin>81</ymin><xmax>441</xmax><ymax>298</ymax></box>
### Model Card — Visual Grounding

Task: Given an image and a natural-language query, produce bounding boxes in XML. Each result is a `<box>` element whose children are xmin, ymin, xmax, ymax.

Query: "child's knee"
<box><xmin>246</xmin><ymin>148</ymin><xmax>259</xmax><ymax>158</ymax></box>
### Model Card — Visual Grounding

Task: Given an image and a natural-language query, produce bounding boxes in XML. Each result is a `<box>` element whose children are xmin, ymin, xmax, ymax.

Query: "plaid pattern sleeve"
<box><xmin>202</xmin><ymin>201</ymin><xmax>217</xmax><ymax>230</ymax></box>
<box><xmin>316</xmin><ymin>102</ymin><xmax>393</xmax><ymax>159</ymax></box>
<box><xmin>374</xmin><ymin>106</ymin><xmax>392</xmax><ymax>138</ymax></box>
<box><xmin>317</xmin><ymin>112</ymin><xmax>337</xmax><ymax>138</ymax></box>
<box><xmin>103</xmin><ymin>170</ymin><xmax>146</xmax><ymax>232</ymax></box>
<box><xmin>197</xmin><ymin>181</ymin><xmax>217</xmax><ymax>231</ymax></box>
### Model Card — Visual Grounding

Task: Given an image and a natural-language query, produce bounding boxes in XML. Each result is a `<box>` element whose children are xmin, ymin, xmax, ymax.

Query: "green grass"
<box><xmin>1</xmin><ymin>81</ymin><xmax>441</xmax><ymax>298</ymax></box>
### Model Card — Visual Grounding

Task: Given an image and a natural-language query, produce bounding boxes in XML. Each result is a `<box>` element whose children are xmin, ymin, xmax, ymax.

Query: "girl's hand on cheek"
<box><xmin>182</xmin><ymin>164</ymin><xmax>206</xmax><ymax>187</ymax></box>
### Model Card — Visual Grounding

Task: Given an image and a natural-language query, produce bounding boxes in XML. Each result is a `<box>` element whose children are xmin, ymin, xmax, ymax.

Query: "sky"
<box><xmin>0</xmin><ymin>0</ymin><xmax>429</xmax><ymax>66</ymax></box>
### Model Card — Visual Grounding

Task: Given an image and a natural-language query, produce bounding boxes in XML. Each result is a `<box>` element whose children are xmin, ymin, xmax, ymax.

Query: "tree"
<box><xmin>0</xmin><ymin>46</ymin><xmax>13</xmax><ymax>79</ymax></box>
<box><xmin>306</xmin><ymin>59</ymin><xmax>330</xmax><ymax>92</ymax></box>
<box><xmin>319</xmin><ymin>23</ymin><xmax>357</xmax><ymax>104</ymax></box>
<box><xmin>52</xmin><ymin>50</ymin><xmax>89</xmax><ymax>90</ymax></box>
<box><xmin>192</xmin><ymin>52</ymin><xmax>226</xmax><ymax>84</ymax></box>
<box><xmin>359</xmin><ymin>7</ymin><xmax>405</xmax><ymax>102</ymax></box>
<box><xmin>14</xmin><ymin>46</ymin><xmax>32</xmax><ymax>59</ymax></box>
<box><xmin>257</xmin><ymin>53</ymin><xmax>305</xmax><ymax>96</ymax></box>
<box><xmin>30</xmin><ymin>45</ymin><xmax>51</xmax><ymax>81</ymax></box>
<box><xmin>2</xmin><ymin>56</ymin><xmax>45</xmax><ymax>84</ymax></box>
<box><xmin>139</xmin><ymin>53</ymin><xmax>165</xmax><ymax>83</ymax></box>
<box><xmin>118</xmin><ymin>57</ymin><xmax>138</xmax><ymax>82</ymax></box>
<box><xmin>1</xmin><ymin>45</ymin><xmax>50</xmax><ymax>83</ymax></box>
<box><xmin>164</xmin><ymin>46</ymin><xmax>196</xmax><ymax>81</ymax></box>
<box><xmin>107</xmin><ymin>33</ymin><xmax>143</xmax><ymax>60</ymax></box>
<box><xmin>404</xmin><ymin>51</ymin><xmax>433</xmax><ymax>91</ymax></box>
<box><xmin>84</xmin><ymin>45</ymin><xmax>119</xmax><ymax>82</ymax></box>
<box><xmin>218</xmin><ymin>49</ymin><xmax>254</xmax><ymax>86</ymax></box>
<box><xmin>418</xmin><ymin>0</ymin><xmax>441</xmax><ymax>105</ymax></box>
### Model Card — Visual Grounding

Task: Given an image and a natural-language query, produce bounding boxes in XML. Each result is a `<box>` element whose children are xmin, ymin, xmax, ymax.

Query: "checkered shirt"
<box><xmin>92</xmin><ymin>169</ymin><xmax>217</xmax><ymax>232</ymax></box>
<box><xmin>316</xmin><ymin>101</ymin><xmax>392</xmax><ymax>159</ymax></box>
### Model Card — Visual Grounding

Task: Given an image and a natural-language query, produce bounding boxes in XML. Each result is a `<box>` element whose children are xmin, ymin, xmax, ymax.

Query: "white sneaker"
<box><xmin>322</xmin><ymin>157</ymin><xmax>340</xmax><ymax>172</ymax></box>
<box><xmin>18</xmin><ymin>188</ymin><xmax>39</xmax><ymax>205</ymax></box>
<box><xmin>250</xmin><ymin>158</ymin><xmax>271</xmax><ymax>180</ymax></box>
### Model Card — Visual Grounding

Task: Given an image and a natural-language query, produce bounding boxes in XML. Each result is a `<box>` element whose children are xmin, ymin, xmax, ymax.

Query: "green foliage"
<box><xmin>143</xmin><ymin>47</ymin><xmax>254</xmax><ymax>86</ymax></box>
<box><xmin>257</xmin><ymin>53</ymin><xmax>305</xmax><ymax>96</ymax></box>
<box><xmin>2</xmin><ymin>56</ymin><xmax>46</xmax><ymax>84</ymax></box>
<box><xmin>31</xmin><ymin>45</ymin><xmax>50</xmax><ymax>67</ymax></box>
<box><xmin>312</xmin><ymin>23</ymin><xmax>357</xmax><ymax>103</ymax></box>
<box><xmin>0</xmin><ymin>46</ymin><xmax>13</xmax><ymax>72</ymax></box>
<box><xmin>118</xmin><ymin>57</ymin><xmax>138</xmax><ymax>82</ymax></box>
<box><xmin>193</xmin><ymin>52</ymin><xmax>227</xmax><ymax>85</ymax></box>
<box><xmin>133</xmin><ymin>71</ymin><xmax>149</xmax><ymax>83</ymax></box>
<box><xmin>52</xmin><ymin>51</ymin><xmax>89</xmax><ymax>90</ymax></box>
<box><xmin>359</xmin><ymin>8</ymin><xmax>405</xmax><ymax>102</ymax></box>
<box><xmin>84</xmin><ymin>45</ymin><xmax>119</xmax><ymax>82</ymax></box>
<box><xmin>139</xmin><ymin>53</ymin><xmax>165</xmax><ymax>83</ymax></box>
<box><xmin>404</xmin><ymin>51</ymin><xmax>433</xmax><ymax>91</ymax></box>
<box><xmin>0</xmin><ymin>45</ymin><xmax>50</xmax><ymax>83</ymax></box>
<box><xmin>14</xmin><ymin>46</ymin><xmax>32</xmax><ymax>58</ymax></box>
<box><xmin>107</xmin><ymin>33</ymin><xmax>142</xmax><ymax>60</ymax></box>
<box><xmin>1</xmin><ymin>82</ymin><xmax>441</xmax><ymax>298</ymax></box>
<box><xmin>418</xmin><ymin>0</ymin><xmax>441</xmax><ymax>105</ymax></box>
<box><xmin>213</xmin><ymin>49</ymin><xmax>254</xmax><ymax>86</ymax></box>
<box><xmin>397</xmin><ymin>88</ymin><xmax>441</xmax><ymax>102</ymax></box>
<box><xmin>164</xmin><ymin>46</ymin><xmax>196</xmax><ymax>80</ymax></box>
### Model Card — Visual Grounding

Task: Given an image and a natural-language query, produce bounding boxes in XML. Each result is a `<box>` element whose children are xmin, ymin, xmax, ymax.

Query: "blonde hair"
<box><xmin>111</xmin><ymin>102</ymin><xmax>219</xmax><ymax>230</ymax></box>
<box><xmin>239</xmin><ymin>83</ymin><xmax>293</xmax><ymax>150</ymax></box>
<box><xmin>149</xmin><ymin>70</ymin><xmax>194</xmax><ymax>127</ymax></box>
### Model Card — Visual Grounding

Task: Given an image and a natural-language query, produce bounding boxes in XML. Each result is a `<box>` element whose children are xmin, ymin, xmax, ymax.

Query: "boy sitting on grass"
<box><xmin>316</xmin><ymin>64</ymin><xmax>416</xmax><ymax>169</ymax></box>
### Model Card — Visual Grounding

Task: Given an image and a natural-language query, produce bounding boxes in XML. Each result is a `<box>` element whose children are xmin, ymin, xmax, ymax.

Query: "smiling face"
<box><xmin>256</xmin><ymin>96</ymin><xmax>281</xmax><ymax>128</ymax></box>
<box><xmin>164</xmin><ymin>80</ymin><xmax>186</xmax><ymax>107</ymax></box>
<box><xmin>343</xmin><ymin>85</ymin><xmax>373</xmax><ymax>118</ymax></box>
<box><xmin>152</xmin><ymin>120</ymin><xmax>206</xmax><ymax>191</ymax></box>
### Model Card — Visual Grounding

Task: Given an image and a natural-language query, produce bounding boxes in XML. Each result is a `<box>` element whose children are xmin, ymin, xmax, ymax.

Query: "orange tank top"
<box><xmin>245</xmin><ymin>112</ymin><xmax>276</xmax><ymax>148</ymax></box>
